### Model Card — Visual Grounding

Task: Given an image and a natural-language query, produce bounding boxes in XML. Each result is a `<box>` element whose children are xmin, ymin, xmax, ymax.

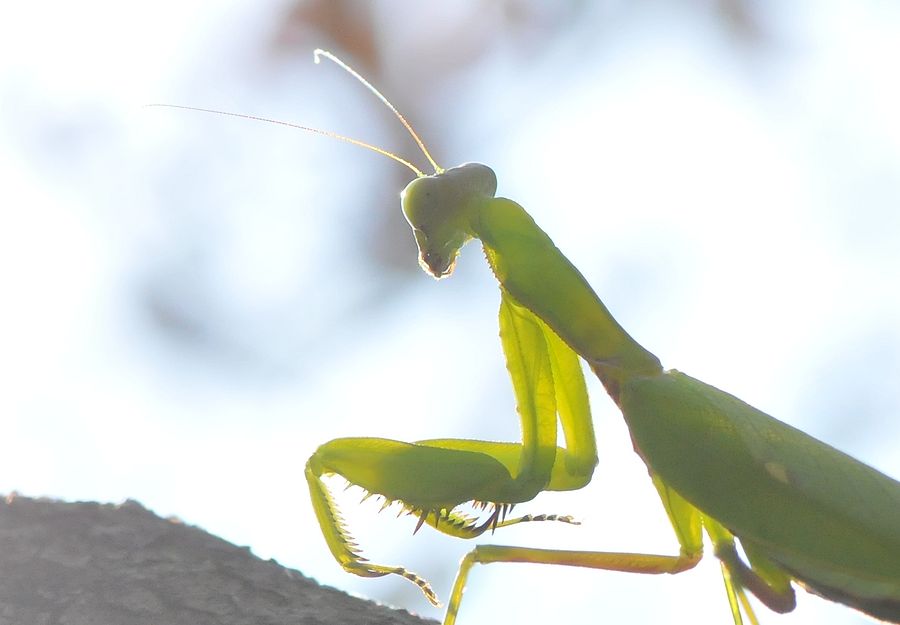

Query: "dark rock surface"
<box><xmin>0</xmin><ymin>494</ymin><xmax>433</xmax><ymax>625</ymax></box>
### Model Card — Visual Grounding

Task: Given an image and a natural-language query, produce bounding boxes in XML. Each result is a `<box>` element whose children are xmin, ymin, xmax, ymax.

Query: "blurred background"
<box><xmin>2</xmin><ymin>1</ymin><xmax>899</xmax><ymax>624</ymax></box>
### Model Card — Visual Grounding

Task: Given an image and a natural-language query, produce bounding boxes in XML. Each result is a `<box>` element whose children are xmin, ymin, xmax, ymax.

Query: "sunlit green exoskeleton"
<box><xmin>300</xmin><ymin>50</ymin><xmax>900</xmax><ymax>625</ymax></box>
<box><xmin>154</xmin><ymin>49</ymin><xmax>900</xmax><ymax>625</ymax></box>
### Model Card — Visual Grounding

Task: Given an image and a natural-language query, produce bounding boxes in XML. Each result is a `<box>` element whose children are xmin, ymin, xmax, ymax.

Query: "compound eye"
<box><xmin>401</xmin><ymin>177</ymin><xmax>441</xmax><ymax>231</ymax></box>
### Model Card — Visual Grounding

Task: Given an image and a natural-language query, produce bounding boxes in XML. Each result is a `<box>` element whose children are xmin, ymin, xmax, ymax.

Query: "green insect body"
<box><xmin>296</xmin><ymin>51</ymin><xmax>900</xmax><ymax>625</ymax></box>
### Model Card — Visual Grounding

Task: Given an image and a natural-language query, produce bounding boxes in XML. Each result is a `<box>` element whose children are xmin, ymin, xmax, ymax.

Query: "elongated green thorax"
<box><xmin>474</xmin><ymin>197</ymin><xmax>662</xmax><ymax>392</ymax></box>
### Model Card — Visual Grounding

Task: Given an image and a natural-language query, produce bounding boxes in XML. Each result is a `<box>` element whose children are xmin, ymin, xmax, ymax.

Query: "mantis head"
<box><xmin>401</xmin><ymin>163</ymin><xmax>497</xmax><ymax>278</ymax></box>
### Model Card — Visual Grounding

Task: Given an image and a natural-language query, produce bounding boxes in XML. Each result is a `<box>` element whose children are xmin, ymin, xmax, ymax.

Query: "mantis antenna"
<box><xmin>313</xmin><ymin>49</ymin><xmax>443</xmax><ymax>175</ymax></box>
<box><xmin>148</xmin><ymin>49</ymin><xmax>441</xmax><ymax>178</ymax></box>
<box><xmin>146</xmin><ymin>104</ymin><xmax>426</xmax><ymax>177</ymax></box>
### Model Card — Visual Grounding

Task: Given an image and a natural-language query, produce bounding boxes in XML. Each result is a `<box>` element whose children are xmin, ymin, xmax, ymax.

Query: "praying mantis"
<box><xmin>158</xmin><ymin>50</ymin><xmax>900</xmax><ymax>624</ymax></box>
<box><xmin>298</xmin><ymin>51</ymin><xmax>900</xmax><ymax>625</ymax></box>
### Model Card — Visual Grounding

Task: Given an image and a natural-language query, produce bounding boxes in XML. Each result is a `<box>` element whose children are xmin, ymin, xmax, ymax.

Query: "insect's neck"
<box><xmin>474</xmin><ymin>197</ymin><xmax>664</xmax><ymax>398</ymax></box>
<box><xmin>588</xmin><ymin>364</ymin><xmax>629</xmax><ymax>406</ymax></box>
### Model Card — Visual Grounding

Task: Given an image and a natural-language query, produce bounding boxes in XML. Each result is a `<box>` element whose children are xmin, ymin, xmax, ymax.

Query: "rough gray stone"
<box><xmin>0</xmin><ymin>494</ymin><xmax>433</xmax><ymax>625</ymax></box>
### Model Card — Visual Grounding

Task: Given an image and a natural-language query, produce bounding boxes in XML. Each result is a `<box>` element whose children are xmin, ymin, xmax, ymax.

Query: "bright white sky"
<box><xmin>1</xmin><ymin>2</ymin><xmax>898</xmax><ymax>625</ymax></box>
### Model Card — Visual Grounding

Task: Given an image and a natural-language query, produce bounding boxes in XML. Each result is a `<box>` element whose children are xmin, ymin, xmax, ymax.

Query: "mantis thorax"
<box><xmin>401</xmin><ymin>163</ymin><xmax>497</xmax><ymax>278</ymax></box>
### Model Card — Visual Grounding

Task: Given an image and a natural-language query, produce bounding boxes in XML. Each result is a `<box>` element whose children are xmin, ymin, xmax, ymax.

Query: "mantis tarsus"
<box><xmin>161</xmin><ymin>50</ymin><xmax>900</xmax><ymax>624</ymax></box>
